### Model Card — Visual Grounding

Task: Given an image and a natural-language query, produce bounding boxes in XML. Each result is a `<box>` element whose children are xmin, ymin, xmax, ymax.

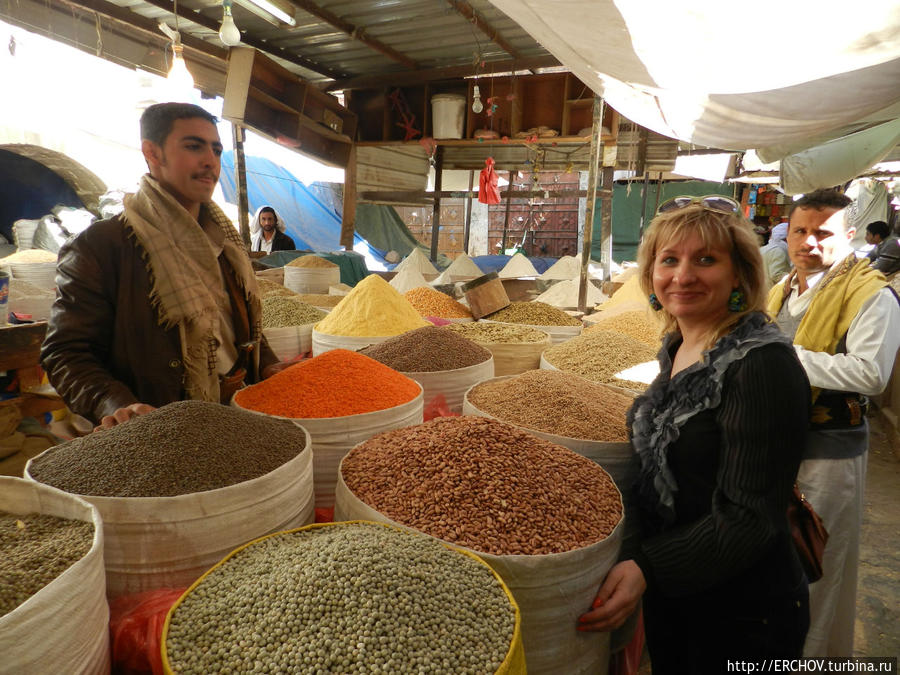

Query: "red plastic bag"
<box><xmin>426</xmin><ymin>316</ymin><xmax>452</xmax><ymax>326</ymax></box>
<box><xmin>479</xmin><ymin>157</ymin><xmax>501</xmax><ymax>205</ymax></box>
<box><xmin>423</xmin><ymin>394</ymin><xmax>460</xmax><ymax>421</ymax></box>
<box><xmin>109</xmin><ymin>588</ymin><xmax>187</xmax><ymax>675</ymax></box>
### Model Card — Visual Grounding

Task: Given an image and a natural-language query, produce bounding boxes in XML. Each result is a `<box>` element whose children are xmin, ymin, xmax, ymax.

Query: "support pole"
<box><xmin>463</xmin><ymin>169</ymin><xmax>474</xmax><ymax>254</ymax></box>
<box><xmin>500</xmin><ymin>171</ymin><xmax>515</xmax><ymax>253</ymax></box>
<box><xmin>653</xmin><ymin>171</ymin><xmax>663</xmax><ymax>215</ymax></box>
<box><xmin>232</xmin><ymin>124</ymin><xmax>251</xmax><ymax>248</ymax></box>
<box><xmin>599</xmin><ymin>165</ymin><xmax>614</xmax><ymax>279</ymax></box>
<box><xmin>638</xmin><ymin>171</ymin><xmax>651</xmax><ymax>239</ymax></box>
<box><xmin>429</xmin><ymin>147</ymin><xmax>444</xmax><ymax>262</ymax></box>
<box><xmin>577</xmin><ymin>96</ymin><xmax>605</xmax><ymax>314</ymax></box>
<box><xmin>340</xmin><ymin>143</ymin><xmax>357</xmax><ymax>249</ymax></box>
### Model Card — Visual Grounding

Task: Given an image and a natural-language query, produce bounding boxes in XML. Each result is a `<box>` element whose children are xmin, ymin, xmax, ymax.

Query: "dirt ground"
<box><xmin>853</xmin><ymin>411</ymin><xmax>900</xmax><ymax>657</ymax></box>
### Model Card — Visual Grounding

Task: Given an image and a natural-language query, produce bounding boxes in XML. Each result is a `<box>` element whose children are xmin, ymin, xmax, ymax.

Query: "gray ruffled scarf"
<box><xmin>628</xmin><ymin>312</ymin><xmax>791</xmax><ymax>527</ymax></box>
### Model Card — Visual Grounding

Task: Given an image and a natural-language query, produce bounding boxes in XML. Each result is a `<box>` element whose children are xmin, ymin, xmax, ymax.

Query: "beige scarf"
<box><xmin>123</xmin><ymin>175</ymin><xmax>261</xmax><ymax>402</ymax></box>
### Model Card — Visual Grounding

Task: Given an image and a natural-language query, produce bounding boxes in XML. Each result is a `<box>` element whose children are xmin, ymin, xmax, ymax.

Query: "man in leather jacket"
<box><xmin>41</xmin><ymin>102</ymin><xmax>275</xmax><ymax>429</ymax></box>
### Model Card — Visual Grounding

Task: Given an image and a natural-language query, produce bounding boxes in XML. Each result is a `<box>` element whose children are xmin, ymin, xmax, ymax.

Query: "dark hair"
<box><xmin>140</xmin><ymin>102</ymin><xmax>218</xmax><ymax>146</ymax></box>
<box><xmin>259</xmin><ymin>206</ymin><xmax>277</xmax><ymax>223</ymax></box>
<box><xmin>866</xmin><ymin>220</ymin><xmax>890</xmax><ymax>239</ymax></box>
<box><xmin>792</xmin><ymin>188</ymin><xmax>852</xmax><ymax>213</ymax></box>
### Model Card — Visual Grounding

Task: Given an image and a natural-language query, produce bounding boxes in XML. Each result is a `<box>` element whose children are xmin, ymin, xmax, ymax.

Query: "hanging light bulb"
<box><xmin>472</xmin><ymin>84</ymin><xmax>484</xmax><ymax>114</ymax></box>
<box><xmin>168</xmin><ymin>41</ymin><xmax>195</xmax><ymax>91</ymax></box>
<box><xmin>219</xmin><ymin>0</ymin><xmax>242</xmax><ymax>46</ymax></box>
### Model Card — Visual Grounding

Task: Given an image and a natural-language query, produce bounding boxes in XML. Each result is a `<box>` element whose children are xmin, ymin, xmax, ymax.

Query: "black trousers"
<box><xmin>643</xmin><ymin>579</ymin><xmax>809</xmax><ymax>674</ymax></box>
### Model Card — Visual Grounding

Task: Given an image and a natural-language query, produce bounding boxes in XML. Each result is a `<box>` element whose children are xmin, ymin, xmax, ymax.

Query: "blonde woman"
<box><xmin>579</xmin><ymin>197</ymin><xmax>811</xmax><ymax>673</ymax></box>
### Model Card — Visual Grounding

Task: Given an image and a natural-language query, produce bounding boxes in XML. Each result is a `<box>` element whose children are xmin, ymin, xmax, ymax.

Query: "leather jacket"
<box><xmin>41</xmin><ymin>214</ymin><xmax>273</xmax><ymax>423</ymax></box>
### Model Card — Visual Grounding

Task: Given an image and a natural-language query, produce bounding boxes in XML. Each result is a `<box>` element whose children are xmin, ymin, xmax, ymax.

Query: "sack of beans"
<box><xmin>463</xmin><ymin>370</ymin><xmax>643</xmax><ymax>654</ymax></box>
<box><xmin>334</xmin><ymin>416</ymin><xmax>624</xmax><ymax>674</ymax></box>
<box><xmin>446</xmin><ymin>322</ymin><xmax>552</xmax><ymax>376</ymax></box>
<box><xmin>481</xmin><ymin>301</ymin><xmax>583</xmax><ymax>345</ymax></box>
<box><xmin>541</xmin><ymin>329</ymin><xmax>658</xmax><ymax>392</ymax></box>
<box><xmin>262</xmin><ymin>296</ymin><xmax>329</xmax><ymax>361</ymax></box>
<box><xmin>233</xmin><ymin>350</ymin><xmax>424</xmax><ymax>508</ymax></box>
<box><xmin>161</xmin><ymin>521</ymin><xmax>526</xmax><ymax>674</ymax></box>
<box><xmin>0</xmin><ymin>477</ymin><xmax>109</xmax><ymax>674</ymax></box>
<box><xmin>359</xmin><ymin>326</ymin><xmax>494</xmax><ymax>414</ymax></box>
<box><xmin>25</xmin><ymin>401</ymin><xmax>314</xmax><ymax>598</ymax></box>
<box><xmin>283</xmin><ymin>256</ymin><xmax>341</xmax><ymax>294</ymax></box>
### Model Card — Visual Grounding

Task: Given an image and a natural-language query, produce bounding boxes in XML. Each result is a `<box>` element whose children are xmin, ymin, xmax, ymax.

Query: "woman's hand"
<box><xmin>577</xmin><ymin>560</ymin><xmax>646</xmax><ymax>632</ymax></box>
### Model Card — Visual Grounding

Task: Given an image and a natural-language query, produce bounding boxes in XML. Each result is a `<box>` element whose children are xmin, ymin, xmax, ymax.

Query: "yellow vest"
<box><xmin>766</xmin><ymin>254</ymin><xmax>887</xmax><ymax>403</ymax></box>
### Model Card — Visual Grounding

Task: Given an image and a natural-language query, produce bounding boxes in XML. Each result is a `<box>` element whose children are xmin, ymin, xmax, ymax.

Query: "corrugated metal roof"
<box><xmin>4</xmin><ymin>0</ymin><xmax>560</xmax><ymax>87</ymax></box>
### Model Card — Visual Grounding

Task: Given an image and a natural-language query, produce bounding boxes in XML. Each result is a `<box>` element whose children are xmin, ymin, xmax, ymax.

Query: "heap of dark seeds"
<box><xmin>28</xmin><ymin>401</ymin><xmax>308</xmax><ymax>497</ymax></box>
<box><xmin>359</xmin><ymin>326</ymin><xmax>491</xmax><ymax>372</ymax></box>
<box><xmin>1</xmin><ymin>511</ymin><xmax>94</xmax><ymax>616</ymax></box>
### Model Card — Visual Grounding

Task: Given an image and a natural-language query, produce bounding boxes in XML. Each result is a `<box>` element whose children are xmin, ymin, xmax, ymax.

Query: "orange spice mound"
<box><xmin>234</xmin><ymin>349</ymin><xmax>420</xmax><ymax>418</ymax></box>
<box><xmin>403</xmin><ymin>287</ymin><xmax>472</xmax><ymax>318</ymax></box>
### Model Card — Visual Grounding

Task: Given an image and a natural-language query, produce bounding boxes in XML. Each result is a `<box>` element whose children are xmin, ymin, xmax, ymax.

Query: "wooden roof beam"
<box><xmin>59</xmin><ymin>0</ymin><xmax>225</xmax><ymax>62</ymax></box>
<box><xmin>287</xmin><ymin>0</ymin><xmax>417</xmax><ymax>69</ymax></box>
<box><xmin>445</xmin><ymin>0</ymin><xmax>522</xmax><ymax>60</ymax></box>
<box><xmin>139</xmin><ymin>0</ymin><xmax>344</xmax><ymax>80</ymax></box>
<box><xmin>326</xmin><ymin>54</ymin><xmax>560</xmax><ymax>91</ymax></box>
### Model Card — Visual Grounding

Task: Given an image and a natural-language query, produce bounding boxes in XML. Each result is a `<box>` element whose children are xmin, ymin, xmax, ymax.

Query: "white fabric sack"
<box><xmin>463</xmin><ymin>390</ymin><xmax>641</xmax><ymax>653</ymax></box>
<box><xmin>0</xmin><ymin>477</ymin><xmax>109</xmax><ymax>675</ymax></box>
<box><xmin>311</xmin><ymin>328</ymin><xmax>392</xmax><ymax>356</ymax></box>
<box><xmin>403</xmin><ymin>358</ymin><xmax>494</xmax><ymax>414</ymax></box>
<box><xmin>477</xmin><ymin>334</ymin><xmax>552</xmax><ymax>376</ymax></box>
<box><xmin>234</xmin><ymin>388</ymin><xmax>423</xmax><ymax>508</ymax></box>
<box><xmin>481</xmin><ymin>318</ymin><xmax>582</xmax><ymax>345</ymax></box>
<box><xmin>25</xmin><ymin>432</ymin><xmax>314</xmax><ymax>598</ymax></box>
<box><xmin>12</xmin><ymin>219</ymin><xmax>39</xmax><ymax>250</ymax></box>
<box><xmin>263</xmin><ymin>323</ymin><xmax>316</xmax><ymax>361</ymax></box>
<box><xmin>7</xmin><ymin>261</ymin><xmax>57</xmax><ymax>289</ymax></box>
<box><xmin>335</xmin><ymin>469</ymin><xmax>623</xmax><ymax>675</ymax></box>
<box><xmin>283</xmin><ymin>265</ymin><xmax>341</xmax><ymax>295</ymax></box>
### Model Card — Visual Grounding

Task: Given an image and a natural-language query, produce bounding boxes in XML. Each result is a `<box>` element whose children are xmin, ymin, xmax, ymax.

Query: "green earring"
<box><xmin>728</xmin><ymin>289</ymin><xmax>746</xmax><ymax>313</ymax></box>
<box><xmin>649</xmin><ymin>293</ymin><xmax>663</xmax><ymax>311</ymax></box>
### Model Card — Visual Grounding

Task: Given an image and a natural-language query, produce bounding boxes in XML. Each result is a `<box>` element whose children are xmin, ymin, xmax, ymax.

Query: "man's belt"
<box><xmin>810</xmin><ymin>392</ymin><xmax>868</xmax><ymax>429</ymax></box>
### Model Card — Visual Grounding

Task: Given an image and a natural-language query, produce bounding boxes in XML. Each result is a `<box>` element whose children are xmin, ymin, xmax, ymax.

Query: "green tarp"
<box><xmin>592</xmin><ymin>181</ymin><xmax>736</xmax><ymax>262</ymax></box>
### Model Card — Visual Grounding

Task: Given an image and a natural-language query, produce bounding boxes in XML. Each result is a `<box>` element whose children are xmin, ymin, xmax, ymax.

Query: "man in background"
<box><xmin>760</xmin><ymin>221</ymin><xmax>791</xmax><ymax>287</ymax></box>
<box><xmin>251</xmin><ymin>205</ymin><xmax>295</xmax><ymax>254</ymax></box>
<box><xmin>766</xmin><ymin>188</ymin><xmax>900</xmax><ymax>656</ymax></box>
<box><xmin>864</xmin><ymin>220</ymin><xmax>900</xmax><ymax>276</ymax></box>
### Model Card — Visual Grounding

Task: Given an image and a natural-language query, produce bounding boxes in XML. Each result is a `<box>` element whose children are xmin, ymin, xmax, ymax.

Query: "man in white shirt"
<box><xmin>766</xmin><ymin>189</ymin><xmax>900</xmax><ymax>657</ymax></box>
<box><xmin>250</xmin><ymin>205</ymin><xmax>296</xmax><ymax>254</ymax></box>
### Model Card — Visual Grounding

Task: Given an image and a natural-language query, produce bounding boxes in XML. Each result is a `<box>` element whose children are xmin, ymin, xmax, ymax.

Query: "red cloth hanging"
<box><xmin>479</xmin><ymin>157</ymin><xmax>501</xmax><ymax>205</ymax></box>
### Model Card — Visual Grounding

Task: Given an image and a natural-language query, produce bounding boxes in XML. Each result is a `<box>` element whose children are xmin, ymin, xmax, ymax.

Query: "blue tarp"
<box><xmin>218</xmin><ymin>152</ymin><xmax>390</xmax><ymax>268</ymax></box>
<box><xmin>471</xmin><ymin>255</ymin><xmax>558</xmax><ymax>275</ymax></box>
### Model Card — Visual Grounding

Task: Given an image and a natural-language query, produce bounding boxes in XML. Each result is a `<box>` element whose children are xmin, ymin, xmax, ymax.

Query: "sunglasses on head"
<box><xmin>657</xmin><ymin>195</ymin><xmax>741</xmax><ymax>215</ymax></box>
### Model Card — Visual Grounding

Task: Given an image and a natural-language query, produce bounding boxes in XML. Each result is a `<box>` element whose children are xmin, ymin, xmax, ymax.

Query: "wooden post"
<box><xmin>577</xmin><ymin>96</ymin><xmax>604</xmax><ymax>314</ymax></box>
<box><xmin>340</xmin><ymin>143</ymin><xmax>357</xmax><ymax>249</ymax></box>
<box><xmin>653</xmin><ymin>171</ymin><xmax>664</xmax><ymax>215</ymax></box>
<box><xmin>638</xmin><ymin>171</ymin><xmax>651</xmax><ymax>239</ymax></box>
<box><xmin>231</xmin><ymin>124</ymin><xmax>251</xmax><ymax>247</ymax></box>
<box><xmin>463</xmin><ymin>169</ymin><xmax>474</xmax><ymax>254</ymax></box>
<box><xmin>599</xmin><ymin>165</ymin><xmax>615</xmax><ymax>280</ymax></box>
<box><xmin>429</xmin><ymin>146</ymin><xmax>444</xmax><ymax>262</ymax></box>
<box><xmin>500</xmin><ymin>171</ymin><xmax>515</xmax><ymax>253</ymax></box>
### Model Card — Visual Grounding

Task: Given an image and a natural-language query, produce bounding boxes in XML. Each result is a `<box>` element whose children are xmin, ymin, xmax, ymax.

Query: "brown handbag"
<box><xmin>787</xmin><ymin>484</ymin><xmax>829</xmax><ymax>583</ymax></box>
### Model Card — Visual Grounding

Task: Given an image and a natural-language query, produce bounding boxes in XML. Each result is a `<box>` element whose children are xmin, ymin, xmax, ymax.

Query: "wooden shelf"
<box><xmin>223</xmin><ymin>47</ymin><xmax>358</xmax><ymax>168</ymax></box>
